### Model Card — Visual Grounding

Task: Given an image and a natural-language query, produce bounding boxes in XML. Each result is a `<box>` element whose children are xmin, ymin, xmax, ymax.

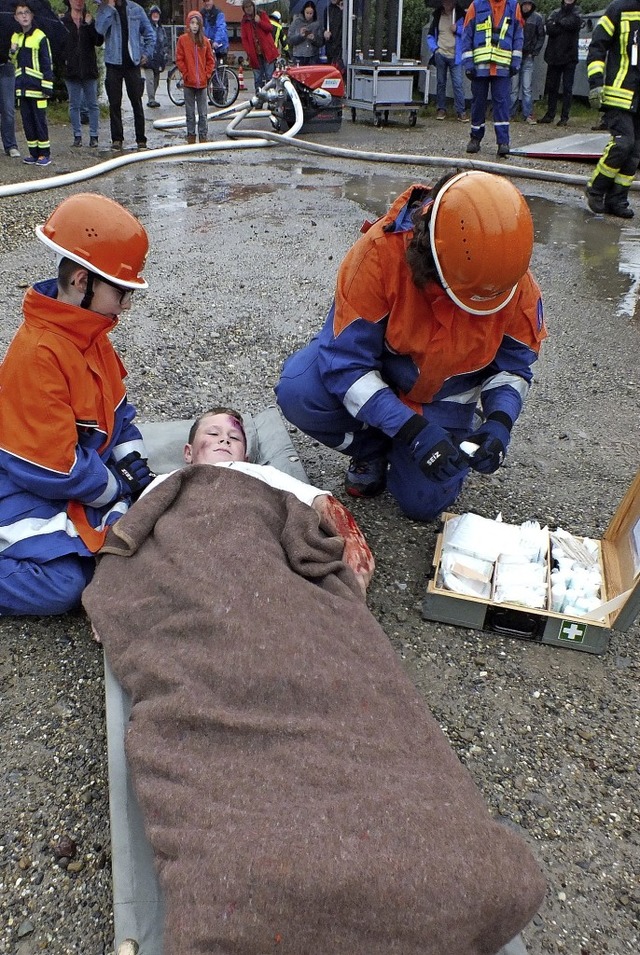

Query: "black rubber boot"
<box><xmin>466</xmin><ymin>137</ymin><xmax>481</xmax><ymax>154</ymax></box>
<box><xmin>585</xmin><ymin>186</ymin><xmax>606</xmax><ymax>215</ymax></box>
<box><xmin>604</xmin><ymin>184</ymin><xmax>635</xmax><ymax>219</ymax></box>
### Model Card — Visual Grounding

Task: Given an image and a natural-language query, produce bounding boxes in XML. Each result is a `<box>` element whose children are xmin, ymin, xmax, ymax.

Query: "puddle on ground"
<box><xmin>118</xmin><ymin>166</ymin><xmax>640</xmax><ymax>319</ymax></box>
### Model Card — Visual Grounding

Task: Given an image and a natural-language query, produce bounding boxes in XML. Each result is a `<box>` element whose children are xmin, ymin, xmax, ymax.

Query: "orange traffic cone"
<box><xmin>238</xmin><ymin>62</ymin><xmax>246</xmax><ymax>91</ymax></box>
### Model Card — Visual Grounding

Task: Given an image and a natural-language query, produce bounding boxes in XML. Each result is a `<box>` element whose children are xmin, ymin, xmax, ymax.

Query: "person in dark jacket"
<box><xmin>539</xmin><ymin>0</ymin><xmax>581</xmax><ymax>125</ymax></box>
<box><xmin>289</xmin><ymin>1</ymin><xmax>323</xmax><ymax>65</ymax></box>
<box><xmin>144</xmin><ymin>4</ymin><xmax>167</xmax><ymax>107</ymax></box>
<box><xmin>585</xmin><ymin>0</ymin><xmax>640</xmax><ymax>218</ymax></box>
<box><xmin>61</xmin><ymin>0</ymin><xmax>103</xmax><ymax>146</ymax></box>
<box><xmin>511</xmin><ymin>0</ymin><xmax>545</xmax><ymax>123</ymax></box>
<box><xmin>323</xmin><ymin>0</ymin><xmax>343</xmax><ymax>72</ymax></box>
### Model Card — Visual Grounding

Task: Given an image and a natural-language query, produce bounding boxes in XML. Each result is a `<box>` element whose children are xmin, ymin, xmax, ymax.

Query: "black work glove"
<box><xmin>509</xmin><ymin>65</ymin><xmax>519</xmax><ymax>76</ymax></box>
<box><xmin>398</xmin><ymin>415</ymin><xmax>466</xmax><ymax>482</ymax></box>
<box><xmin>465</xmin><ymin>69</ymin><xmax>475</xmax><ymax>80</ymax></box>
<box><xmin>467</xmin><ymin>413</ymin><xmax>513</xmax><ymax>474</ymax></box>
<box><xmin>113</xmin><ymin>451</ymin><xmax>156</xmax><ymax>499</ymax></box>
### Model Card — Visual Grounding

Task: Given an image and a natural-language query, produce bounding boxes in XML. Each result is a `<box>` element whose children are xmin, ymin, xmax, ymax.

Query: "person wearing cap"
<box><xmin>144</xmin><ymin>4</ymin><xmax>168</xmax><ymax>108</ymax></box>
<box><xmin>0</xmin><ymin>193</ymin><xmax>154</xmax><ymax>616</ymax></box>
<box><xmin>275</xmin><ymin>171</ymin><xmax>547</xmax><ymax>523</ymax></box>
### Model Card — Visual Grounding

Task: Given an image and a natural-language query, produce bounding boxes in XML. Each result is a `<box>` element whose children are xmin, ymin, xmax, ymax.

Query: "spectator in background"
<box><xmin>240</xmin><ymin>0</ymin><xmax>278</xmax><ymax>90</ymax></box>
<box><xmin>61</xmin><ymin>0</ymin><xmax>103</xmax><ymax>147</ymax></box>
<box><xmin>11</xmin><ymin>0</ymin><xmax>53</xmax><ymax>166</ymax></box>
<box><xmin>427</xmin><ymin>0</ymin><xmax>468</xmax><ymax>122</ymax></box>
<box><xmin>0</xmin><ymin>5</ymin><xmax>21</xmax><ymax>158</ymax></box>
<box><xmin>510</xmin><ymin>0</ymin><xmax>545</xmax><ymax>124</ymax></box>
<box><xmin>289</xmin><ymin>1</ymin><xmax>323</xmax><ymax>66</ymax></box>
<box><xmin>95</xmin><ymin>0</ymin><xmax>155</xmax><ymax>150</ymax></box>
<box><xmin>323</xmin><ymin>0</ymin><xmax>344</xmax><ymax>74</ymax></box>
<box><xmin>144</xmin><ymin>5</ymin><xmax>167</xmax><ymax>107</ymax></box>
<box><xmin>175</xmin><ymin>9</ymin><xmax>214</xmax><ymax>144</ymax></box>
<box><xmin>538</xmin><ymin>0</ymin><xmax>581</xmax><ymax>126</ymax></box>
<box><xmin>201</xmin><ymin>0</ymin><xmax>228</xmax><ymax>62</ymax></box>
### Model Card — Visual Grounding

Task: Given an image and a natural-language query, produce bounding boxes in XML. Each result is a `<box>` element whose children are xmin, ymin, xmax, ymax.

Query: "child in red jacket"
<box><xmin>175</xmin><ymin>10</ymin><xmax>214</xmax><ymax>144</ymax></box>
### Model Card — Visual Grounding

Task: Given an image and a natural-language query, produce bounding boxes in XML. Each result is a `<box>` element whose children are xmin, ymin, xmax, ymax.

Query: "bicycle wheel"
<box><xmin>167</xmin><ymin>65</ymin><xmax>185</xmax><ymax>107</ymax></box>
<box><xmin>208</xmin><ymin>66</ymin><xmax>240</xmax><ymax>108</ymax></box>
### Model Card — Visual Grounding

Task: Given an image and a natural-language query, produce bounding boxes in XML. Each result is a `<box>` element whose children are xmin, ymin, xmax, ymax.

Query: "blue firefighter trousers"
<box><xmin>470</xmin><ymin>73</ymin><xmax>511</xmax><ymax>146</ymax></box>
<box><xmin>0</xmin><ymin>554</ymin><xmax>94</xmax><ymax>616</ymax></box>
<box><xmin>275</xmin><ymin>339</ymin><xmax>470</xmax><ymax>522</ymax></box>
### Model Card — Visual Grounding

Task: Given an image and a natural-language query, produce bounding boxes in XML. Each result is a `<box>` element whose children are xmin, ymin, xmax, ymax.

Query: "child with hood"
<box><xmin>175</xmin><ymin>9</ymin><xmax>214</xmax><ymax>144</ymax></box>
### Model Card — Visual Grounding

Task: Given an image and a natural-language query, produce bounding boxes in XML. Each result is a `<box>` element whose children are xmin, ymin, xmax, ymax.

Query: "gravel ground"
<box><xmin>0</xmin><ymin>92</ymin><xmax>639</xmax><ymax>955</ymax></box>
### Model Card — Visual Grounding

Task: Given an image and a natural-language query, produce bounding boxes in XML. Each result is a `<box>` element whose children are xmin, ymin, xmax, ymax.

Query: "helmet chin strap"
<box><xmin>80</xmin><ymin>271</ymin><xmax>95</xmax><ymax>310</ymax></box>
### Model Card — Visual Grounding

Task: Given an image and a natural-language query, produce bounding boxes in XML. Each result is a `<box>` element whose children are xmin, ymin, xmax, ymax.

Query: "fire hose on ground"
<box><xmin>0</xmin><ymin>73</ymin><xmax>623</xmax><ymax>199</ymax></box>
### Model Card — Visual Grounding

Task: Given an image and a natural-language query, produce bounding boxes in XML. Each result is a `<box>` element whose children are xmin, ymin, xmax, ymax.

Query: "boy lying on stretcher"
<box><xmin>140</xmin><ymin>406</ymin><xmax>375</xmax><ymax>596</ymax></box>
<box><xmin>83</xmin><ymin>406</ymin><xmax>545</xmax><ymax>955</ymax></box>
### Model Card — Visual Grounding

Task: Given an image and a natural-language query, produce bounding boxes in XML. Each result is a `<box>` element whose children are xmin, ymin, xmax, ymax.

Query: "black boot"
<box><xmin>538</xmin><ymin>114</ymin><xmax>553</xmax><ymax>124</ymax></box>
<box><xmin>604</xmin><ymin>184</ymin><xmax>634</xmax><ymax>219</ymax></box>
<box><xmin>466</xmin><ymin>137</ymin><xmax>481</xmax><ymax>154</ymax></box>
<box><xmin>585</xmin><ymin>185</ymin><xmax>606</xmax><ymax>215</ymax></box>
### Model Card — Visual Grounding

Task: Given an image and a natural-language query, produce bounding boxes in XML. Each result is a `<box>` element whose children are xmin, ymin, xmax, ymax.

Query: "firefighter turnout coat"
<box><xmin>587</xmin><ymin>0</ymin><xmax>640</xmax><ymax>111</ymax></box>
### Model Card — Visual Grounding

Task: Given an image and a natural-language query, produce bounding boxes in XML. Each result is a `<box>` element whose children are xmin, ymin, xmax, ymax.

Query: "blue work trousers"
<box><xmin>0</xmin><ymin>62</ymin><xmax>18</xmax><ymax>153</ymax></box>
<box><xmin>434</xmin><ymin>51</ymin><xmax>465</xmax><ymax>117</ymax></box>
<box><xmin>0</xmin><ymin>554</ymin><xmax>94</xmax><ymax>616</ymax></box>
<box><xmin>275</xmin><ymin>340</ymin><xmax>470</xmax><ymax>522</ymax></box>
<box><xmin>470</xmin><ymin>74</ymin><xmax>511</xmax><ymax>145</ymax></box>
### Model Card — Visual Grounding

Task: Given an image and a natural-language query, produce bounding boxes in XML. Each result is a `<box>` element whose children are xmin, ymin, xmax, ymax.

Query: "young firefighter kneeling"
<box><xmin>275</xmin><ymin>170</ymin><xmax>547</xmax><ymax>522</ymax></box>
<box><xmin>0</xmin><ymin>194</ymin><xmax>155</xmax><ymax>616</ymax></box>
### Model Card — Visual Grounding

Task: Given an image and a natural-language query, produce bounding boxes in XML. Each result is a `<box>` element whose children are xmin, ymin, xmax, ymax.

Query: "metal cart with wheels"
<box><xmin>346</xmin><ymin>62</ymin><xmax>429</xmax><ymax>127</ymax></box>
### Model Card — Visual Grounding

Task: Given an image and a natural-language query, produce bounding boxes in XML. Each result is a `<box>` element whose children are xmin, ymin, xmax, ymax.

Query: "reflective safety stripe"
<box><xmin>0</xmin><ymin>512</ymin><xmax>79</xmax><ymax>554</ymax></box>
<box><xmin>336</xmin><ymin>432</ymin><xmax>355</xmax><ymax>452</ymax></box>
<box><xmin>343</xmin><ymin>371</ymin><xmax>389</xmax><ymax>417</ymax></box>
<box><xmin>481</xmin><ymin>371</ymin><xmax>530</xmax><ymax>400</ymax></box>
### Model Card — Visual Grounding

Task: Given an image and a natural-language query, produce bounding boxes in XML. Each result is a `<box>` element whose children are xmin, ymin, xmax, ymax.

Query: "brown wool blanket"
<box><xmin>83</xmin><ymin>466</ymin><xmax>546</xmax><ymax>955</ymax></box>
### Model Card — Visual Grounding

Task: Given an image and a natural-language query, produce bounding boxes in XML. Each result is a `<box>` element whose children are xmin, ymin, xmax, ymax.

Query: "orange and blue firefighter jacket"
<box><xmin>314</xmin><ymin>185</ymin><xmax>547</xmax><ymax>438</ymax></box>
<box><xmin>0</xmin><ymin>280</ymin><xmax>145</xmax><ymax>560</ymax></box>
<box><xmin>587</xmin><ymin>0</ymin><xmax>640</xmax><ymax>112</ymax></box>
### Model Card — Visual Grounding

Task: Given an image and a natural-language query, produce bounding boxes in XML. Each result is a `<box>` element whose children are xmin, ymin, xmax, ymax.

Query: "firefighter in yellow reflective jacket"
<box><xmin>461</xmin><ymin>0</ymin><xmax>523</xmax><ymax>157</ymax></box>
<box><xmin>585</xmin><ymin>0</ymin><xmax>640</xmax><ymax>219</ymax></box>
<box><xmin>269</xmin><ymin>11</ymin><xmax>290</xmax><ymax>59</ymax></box>
<box><xmin>10</xmin><ymin>0</ymin><xmax>53</xmax><ymax>166</ymax></box>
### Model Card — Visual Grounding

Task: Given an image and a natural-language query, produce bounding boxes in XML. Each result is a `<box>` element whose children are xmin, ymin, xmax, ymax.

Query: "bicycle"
<box><xmin>166</xmin><ymin>62</ymin><xmax>240</xmax><ymax>109</ymax></box>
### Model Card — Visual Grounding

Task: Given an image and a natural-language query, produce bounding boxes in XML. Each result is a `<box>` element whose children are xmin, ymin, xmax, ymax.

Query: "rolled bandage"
<box><xmin>460</xmin><ymin>440</ymin><xmax>480</xmax><ymax>457</ymax></box>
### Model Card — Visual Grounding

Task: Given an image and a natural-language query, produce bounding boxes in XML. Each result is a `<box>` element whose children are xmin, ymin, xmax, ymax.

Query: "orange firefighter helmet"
<box><xmin>35</xmin><ymin>193</ymin><xmax>149</xmax><ymax>289</ymax></box>
<box><xmin>427</xmin><ymin>171</ymin><xmax>534</xmax><ymax>315</ymax></box>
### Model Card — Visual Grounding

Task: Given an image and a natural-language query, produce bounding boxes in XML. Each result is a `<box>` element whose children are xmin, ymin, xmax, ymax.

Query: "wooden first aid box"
<box><xmin>422</xmin><ymin>472</ymin><xmax>640</xmax><ymax>654</ymax></box>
